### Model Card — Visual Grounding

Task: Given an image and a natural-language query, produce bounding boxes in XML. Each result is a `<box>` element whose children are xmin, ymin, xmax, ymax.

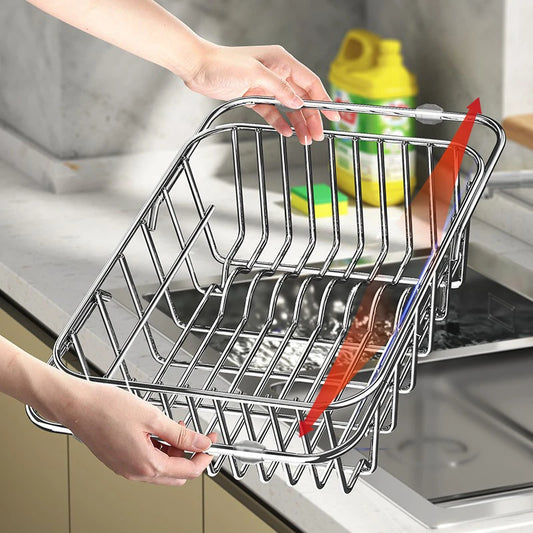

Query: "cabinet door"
<box><xmin>0</xmin><ymin>303</ymin><xmax>69</xmax><ymax>533</ymax></box>
<box><xmin>204</xmin><ymin>476</ymin><xmax>280</xmax><ymax>533</ymax></box>
<box><xmin>69</xmin><ymin>437</ymin><xmax>203</xmax><ymax>532</ymax></box>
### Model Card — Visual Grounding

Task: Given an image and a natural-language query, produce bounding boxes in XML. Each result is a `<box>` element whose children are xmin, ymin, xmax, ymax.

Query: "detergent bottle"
<box><xmin>329</xmin><ymin>30</ymin><xmax>418</xmax><ymax>206</ymax></box>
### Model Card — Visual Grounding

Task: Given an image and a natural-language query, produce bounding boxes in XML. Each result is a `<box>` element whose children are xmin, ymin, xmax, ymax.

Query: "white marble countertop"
<box><xmin>1</xmin><ymin>153</ymin><xmax>532</xmax><ymax>533</ymax></box>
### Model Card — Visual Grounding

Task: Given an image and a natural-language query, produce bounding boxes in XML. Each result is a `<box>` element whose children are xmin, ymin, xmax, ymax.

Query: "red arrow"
<box><xmin>299</xmin><ymin>98</ymin><xmax>482</xmax><ymax>437</ymax></box>
<box><xmin>412</xmin><ymin>97</ymin><xmax>481</xmax><ymax>249</ymax></box>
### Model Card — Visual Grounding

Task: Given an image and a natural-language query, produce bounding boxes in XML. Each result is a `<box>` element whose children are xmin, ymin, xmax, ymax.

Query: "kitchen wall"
<box><xmin>367</xmin><ymin>0</ymin><xmax>503</xmax><ymax>116</ymax></box>
<box><xmin>0</xmin><ymin>2</ymin><xmax>63</xmax><ymax>155</ymax></box>
<box><xmin>502</xmin><ymin>0</ymin><xmax>533</xmax><ymax>169</ymax></box>
<box><xmin>365</xmin><ymin>0</ymin><xmax>533</xmax><ymax>169</ymax></box>
<box><xmin>1</xmin><ymin>0</ymin><xmax>531</xmax><ymax>172</ymax></box>
<box><xmin>503</xmin><ymin>0</ymin><xmax>533</xmax><ymax>118</ymax></box>
<box><xmin>0</xmin><ymin>0</ymin><xmax>365</xmax><ymax>160</ymax></box>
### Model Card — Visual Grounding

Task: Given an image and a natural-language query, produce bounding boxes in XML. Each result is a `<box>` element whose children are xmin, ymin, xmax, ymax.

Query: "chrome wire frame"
<box><xmin>27</xmin><ymin>98</ymin><xmax>505</xmax><ymax>493</ymax></box>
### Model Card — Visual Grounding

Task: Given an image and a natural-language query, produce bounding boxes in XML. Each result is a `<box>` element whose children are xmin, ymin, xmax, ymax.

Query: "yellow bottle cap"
<box><xmin>329</xmin><ymin>31</ymin><xmax>417</xmax><ymax>99</ymax></box>
<box><xmin>377</xmin><ymin>40</ymin><xmax>403</xmax><ymax>67</ymax></box>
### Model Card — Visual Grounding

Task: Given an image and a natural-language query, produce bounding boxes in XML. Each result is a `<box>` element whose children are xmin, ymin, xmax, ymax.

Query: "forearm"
<box><xmin>0</xmin><ymin>334</ymin><xmax>74</xmax><ymax>423</ymax></box>
<box><xmin>25</xmin><ymin>0</ymin><xmax>209</xmax><ymax>81</ymax></box>
<box><xmin>27</xmin><ymin>1</ymin><xmax>336</xmax><ymax>152</ymax></box>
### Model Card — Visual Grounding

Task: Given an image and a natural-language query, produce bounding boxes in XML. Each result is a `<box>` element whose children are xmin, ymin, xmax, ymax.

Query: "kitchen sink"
<box><xmin>112</xmin><ymin>262</ymin><xmax>533</xmax><ymax>528</ymax></box>
<box><xmin>361</xmin><ymin>345</ymin><xmax>533</xmax><ymax>528</ymax></box>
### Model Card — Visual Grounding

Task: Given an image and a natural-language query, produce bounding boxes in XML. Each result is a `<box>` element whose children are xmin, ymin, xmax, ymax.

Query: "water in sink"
<box><xmin>150</xmin><ymin>264</ymin><xmax>533</xmax><ymax>375</ymax></box>
<box><xmin>151</xmin><ymin>272</ymin><xmax>401</xmax><ymax>375</ymax></box>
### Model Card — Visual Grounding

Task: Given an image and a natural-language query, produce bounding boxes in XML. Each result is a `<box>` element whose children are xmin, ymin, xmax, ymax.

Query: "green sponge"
<box><xmin>290</xmin><ymin>183</ymin><xmax>348</xmax><ymax>217</ymax></box>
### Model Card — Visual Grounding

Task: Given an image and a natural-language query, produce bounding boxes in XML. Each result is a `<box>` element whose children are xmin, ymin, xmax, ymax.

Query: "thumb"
<box><xmin>155</xmin><ymin>418</ymin><xmax>212</xmax><ymax>453</ymax></box>
<box><xmin>256</xmin><ymin>63</ymin><xmax>304</xmax><ymax>109</ymax></box>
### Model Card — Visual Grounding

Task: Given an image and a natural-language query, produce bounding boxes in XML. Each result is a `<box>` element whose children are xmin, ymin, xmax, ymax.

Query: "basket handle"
<box><xmin>26</xmin><ymin>405</ymin><xmax>72</xmax><ymax>435</ymax></box>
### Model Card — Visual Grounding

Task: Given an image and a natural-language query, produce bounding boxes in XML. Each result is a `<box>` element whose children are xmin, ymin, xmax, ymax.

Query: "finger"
<box><xmin>297</xmin><ymin>105</ymin><xmax>325</xmax><ymax>142</ymax></box>
<box><xmin>255</xmin><ymin>63</ymin><xmax>304</xmax><ymax>110</ymax></box>
<box><xmin>285</xmin><ymin>65</ymin><xmax>341</xmax><ymax>122</ymax></box>
<box><xmin>151</xmin><ymin>437</ymin><xmax>186</xmax><ymax>459</ymax></box>
<box><xmin>154</xmin><ymin>418</ymin><xmax>212</xmax><ymax>453</ymax></box>
<box><xmin>151</xmin><ymin>436</ymin><xmax>172</xmax><ymax>454</ymax></box>
<box><xmin>175</xmin><ymin>422</ymin><xmax>217</xmax><ymax>449</ymax></box>
<box><xmin>163</xmin><ymin>431</ymin><xmax>216</xmax><ymax>466</ymax></box>
<box><xmin>287</xmin><ymin>82</ymin><xmax>325</xmax><ymax>142</ymax></box>
<box><xmin>251</xmin><ymin>104</ymin><xmax>293</xmax><ymax>137</ymax></box>
<box><xmin>159</xmin><ymin>451</ymin><xmax>214</xmax><ymax>480</ymax></box>
<box><xmin>287</xmin><ymin>109</ymin><xmax>312</xmax><ymax>145</ymax></box>
<box><xmin>293</xmin><ymin>88</ymin><xmax>340</xmax><ymax>127</ymax></box>
<box><xmin>164</xmin><ymin>434</ymin><xmax>214</xmax><ymax>458</ymax></box>
<box><xmin>165</xmin><ymin>446</ymin><xmax>186</xmax><ymax>458</ymax></box>
<box><xmin>140</xmin><ymin>476</ymin><xmax>188</xmax><ymax>487</ymax></box>
<box><xmin>188</xmin><ymin>449</ymin><xmax>216</xmax><ymax>472</ymax></box>
<box><xmin>176</xmin><ymin>421</ymin><xmax>216</xmax><ymax>445</ymax></box>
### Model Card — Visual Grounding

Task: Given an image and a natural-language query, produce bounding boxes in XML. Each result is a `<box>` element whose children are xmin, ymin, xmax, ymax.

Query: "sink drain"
<box><xmin>386</xmin><ymin>436</ymin><xmax>478</xmax><ymax>469</ymax></box>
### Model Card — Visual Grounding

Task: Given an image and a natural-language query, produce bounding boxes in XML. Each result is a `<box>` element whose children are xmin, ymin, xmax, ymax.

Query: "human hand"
<box><xmin>0</xmin><ymin>333</ymin><xmax>214</xmax><ymax>486</ymax></box>
<box><xmin>184</xmin><ymin>43</ymin><xmax>341</xmax><ymax>144</ymax></box>
<box><xmin>57</xmin><ymin>378</ymin><xmax>216</xmax><ymax>486</ymax></box>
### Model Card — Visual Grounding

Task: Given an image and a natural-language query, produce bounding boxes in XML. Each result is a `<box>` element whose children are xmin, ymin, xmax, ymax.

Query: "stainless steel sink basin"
<box><xmin>217</xmin><ymin>344</ymin><xmax>533</xmax><ymax>528</ymax></box>
<box><xmin>113</xmin><ymin>263</ymin><xmax>533</xmax><ymax>528</ymax></box>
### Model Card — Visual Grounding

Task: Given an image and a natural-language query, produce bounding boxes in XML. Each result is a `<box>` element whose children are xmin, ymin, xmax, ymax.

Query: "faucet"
<box><xmin>483</xmin><ymin>169</ymin><xmax>533</xmax><ymax>199</ymax></box>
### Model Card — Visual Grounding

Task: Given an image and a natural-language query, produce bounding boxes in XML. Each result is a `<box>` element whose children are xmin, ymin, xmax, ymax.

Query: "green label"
<box><xmin>329</xmin><ymin>83</ymin><xmax>417</xmax><ymax>184</ymax></box>
<box><xmin>330</xmin><ymin>83</ymin><xmax>415</xmax><ymax>154</ymax></box>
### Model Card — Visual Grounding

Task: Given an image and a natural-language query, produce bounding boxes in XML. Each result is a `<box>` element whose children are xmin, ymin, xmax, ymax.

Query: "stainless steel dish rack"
<box><xmin>28</xmin><ymin>97</ymin><xmax>505</xmax><ymax>493</ymax></box>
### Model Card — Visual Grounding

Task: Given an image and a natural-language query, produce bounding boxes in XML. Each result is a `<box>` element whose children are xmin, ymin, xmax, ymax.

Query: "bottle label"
<box><xmin>330</xmin><ymin>84</ymin><xmax>416</xmax><ymax>183</ymax></box>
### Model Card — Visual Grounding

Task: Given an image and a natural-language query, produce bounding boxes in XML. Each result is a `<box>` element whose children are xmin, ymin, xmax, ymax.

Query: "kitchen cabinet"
<box><xmin>204</xmin><ymin>476</ymin><xmax>275</xmax><ymax>533</ymax></box>
<box><xmin>0</xmin><ymin>297</ymin><xmax>69</xmax><ymax>533</ymax></box>
<box><xmin>69</xmin><ymin>441</ymin><xmax>297</xmax><ymax>533</ymax></box>
<box><xmin>204</xmin><ymin>474</ymin><xmax>297</xmax><ymax>533</ymax></box>
<box><xmin>69</xmin><ymin>437</ymin><xmax>203</xmax><ymax>532</ymax></box>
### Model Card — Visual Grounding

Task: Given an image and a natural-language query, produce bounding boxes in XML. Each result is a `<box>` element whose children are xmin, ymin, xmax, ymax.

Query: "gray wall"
<box><xmin>2</xmin><ymin>0</ymin><xmax>531</xmax><ymax>170</ymax></box>
<box><xmin>366</xmin><ymin>0</ymin><xmax>503</xmax><ymax>117</ymax></box>
<box><xmin>1</xmin><ymin>0</ymin><xmax>365</xmax><ymax>159</ymax></box>
<box><xmin>365</xmin><ymin>0</ymin><xmax>533</xmax><ymax>170</ymax></box>
<box><xmin>0</xmin><ymin>2</ymin><xmax>63</xmax><ymax>154</ymax></box>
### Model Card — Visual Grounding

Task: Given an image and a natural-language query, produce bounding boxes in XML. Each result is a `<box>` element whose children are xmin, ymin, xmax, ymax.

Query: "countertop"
<box><xmin>1</xmin><ymin>153</ymin><xmax>532</xmax><ymax>533</ymax></box>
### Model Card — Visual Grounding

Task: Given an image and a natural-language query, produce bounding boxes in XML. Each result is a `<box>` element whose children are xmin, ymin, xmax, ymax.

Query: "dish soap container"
<box><xmin>329</xmin><ymin>29</ymin><xmax>418</xmax><ymax>206</ymax></box>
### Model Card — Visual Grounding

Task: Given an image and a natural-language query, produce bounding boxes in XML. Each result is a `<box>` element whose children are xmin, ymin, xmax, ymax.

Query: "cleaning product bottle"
<box><xmin>329</xmin><ymin>30</ymin><xmax>418</xmax><ymax>206</ymax></box>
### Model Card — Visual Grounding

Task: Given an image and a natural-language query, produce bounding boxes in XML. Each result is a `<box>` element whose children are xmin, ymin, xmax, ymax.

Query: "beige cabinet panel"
<box><xmin>69</xmin><ymin>437</ymin><xmax>203</xmax><ymax>533</ymax></box>
<box><xmin>204</xmin><ymin>476</ymin><xmax>277</xmax><ymax>533</ymax></box>
<box><xmin>0</xmin><ymin>305</ymin><xmax>69</xmax><ymax>533</ymax></box>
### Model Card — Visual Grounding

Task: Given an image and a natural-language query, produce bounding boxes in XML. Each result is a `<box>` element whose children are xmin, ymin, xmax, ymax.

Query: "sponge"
<box><xmin>290</xmin><ymin>183</ymin><xmax>348</xmax><ymax>217</ymax></box>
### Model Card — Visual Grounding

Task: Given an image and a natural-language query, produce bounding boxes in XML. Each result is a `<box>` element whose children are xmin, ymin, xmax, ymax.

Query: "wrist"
<box><xmin>31</xmin><ymin>364</ymin><xmax>82</xmax><ymax>427</ymax></box>
<box><xmin>0</xmin><ymin>337</ymin><xmax>78</xmax><ymax>425</ymax></box>
<box><xmin>166</xmin><ymin>35</ymin><xmax>217</xmax><ymax>85</ymax></box>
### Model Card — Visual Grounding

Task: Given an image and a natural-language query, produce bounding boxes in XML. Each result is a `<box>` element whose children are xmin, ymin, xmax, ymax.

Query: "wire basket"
<box><xmin>28</xmin><ymin>97</ymin><xmax>505</xmax><ymax>493</ymax></box>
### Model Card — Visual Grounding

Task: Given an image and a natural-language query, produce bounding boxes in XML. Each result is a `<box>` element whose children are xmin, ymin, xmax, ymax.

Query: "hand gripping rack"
<box><xmin>28</xmin><ymin>97</ymin><xmax>505</xmax><ymax>493</ymax></box>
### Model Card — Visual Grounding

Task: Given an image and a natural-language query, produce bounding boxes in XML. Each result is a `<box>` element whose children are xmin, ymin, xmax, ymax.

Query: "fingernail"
<box><xmin>193</xmin><ymin>433</ymin><xmax>212</xmax><ymax>451</ymax></box>
<box><xmin>292</xmin><ymin>95</ymin><xmax>304</xmax><ymax>109</ymax></box>
<box><xmin>332</xmin><ymin>112</ymin><xmax>341</xmax><ymax>121</ymax></box>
